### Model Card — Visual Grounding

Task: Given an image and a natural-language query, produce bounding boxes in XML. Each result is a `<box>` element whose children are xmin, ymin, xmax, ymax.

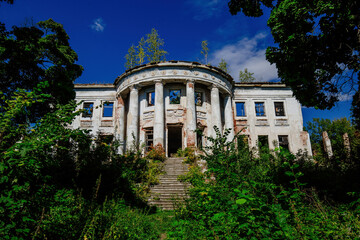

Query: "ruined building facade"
<box><xmin>72</xmin><ymin>61</ymin><xmax>312</xmax><ymax>156</ymax></box>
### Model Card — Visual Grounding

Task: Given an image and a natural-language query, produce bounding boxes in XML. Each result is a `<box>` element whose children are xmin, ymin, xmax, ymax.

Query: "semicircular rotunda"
<box><xmin>72</xmin><ymin>61</ymin><xmax>312</xmax><ymax>156</ymax></box>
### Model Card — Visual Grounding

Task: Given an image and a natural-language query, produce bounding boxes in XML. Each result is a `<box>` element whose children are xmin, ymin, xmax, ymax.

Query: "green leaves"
<box><xmin>235</xmin><ymin>198</ymin><xmax>247</xmax><ymax>205</ymax></box>
<box><xmin>124</xmin><ymin>28</ymin><xmax>167</xmax><ymax>69</ymax></box>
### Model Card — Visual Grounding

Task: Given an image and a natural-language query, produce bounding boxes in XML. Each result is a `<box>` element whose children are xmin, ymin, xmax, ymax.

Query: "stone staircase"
<box><xmin>148</xmin><ymin>157</ymin><xmax>189</xmax><ymax>210</ymax></box>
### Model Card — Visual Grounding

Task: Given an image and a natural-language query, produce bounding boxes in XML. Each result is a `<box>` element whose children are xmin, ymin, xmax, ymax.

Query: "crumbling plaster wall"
<box><xmin>233</xmin><ymin>85</ymin><xmax>312</xmax><ymax>154</ymax></box>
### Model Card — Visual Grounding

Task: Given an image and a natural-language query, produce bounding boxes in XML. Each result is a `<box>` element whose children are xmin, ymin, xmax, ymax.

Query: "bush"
<box><xmin>169</xmin><ymin>127</ymin><xmax>360</xmax><ymax>239</ymax></box>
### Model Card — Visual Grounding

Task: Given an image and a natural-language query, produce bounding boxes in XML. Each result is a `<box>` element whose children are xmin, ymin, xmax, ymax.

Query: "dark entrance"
<box><xmin>168</xmin><ymin>126</ymin><xmax>182</xmax><ymax>156</ymax></box>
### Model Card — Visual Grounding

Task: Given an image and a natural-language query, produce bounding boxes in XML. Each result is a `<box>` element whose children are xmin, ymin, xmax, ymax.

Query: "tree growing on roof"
<box><xmin>239</xmin><ymin>68</ymin><xmax>255</xmax><ymax>83</ymax></box>
<box><xmin>146</xmin><ymin>28</ymin><xmax>167</xmax><ymax>63</ymax></box>
<box><xmin>218</xmin><ymin>58</ymin><xmax>229</xmax><ymax>73</ymax></box>
<box><xmin>124</xmin><ymin>28</ymin><xmax>167</xmax><ymax>70</ymax></box>
<box><xmin>201</xmin><ymin>40</ymin><xmax>209</xmax><ymax>65</ymax></box>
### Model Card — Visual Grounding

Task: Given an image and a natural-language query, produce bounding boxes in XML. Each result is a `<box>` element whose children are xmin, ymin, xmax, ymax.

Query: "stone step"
<box><xmin>151</xmin><ymin>188</ymin><xmax>188</xmax><ymax>194</ymax></box>
<box><xmin>149</xmin><ymin>194</ymin><xmax>188</xmax><ymax>199</ymax></box>
<box><xmin>152</xmin><ymin>183</ymin><xmax>189</xmax><ymax>187</ymax></box>
<box><xmin>149</xmin><ymin>157</ymin><xmax>189</xmax><ymax>210</ymax></box>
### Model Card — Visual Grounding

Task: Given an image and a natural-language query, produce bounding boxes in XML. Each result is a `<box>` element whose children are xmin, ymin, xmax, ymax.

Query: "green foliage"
<box><xmin>125</xmin><ymin>29</ymin><xmax>167</xmax><ymax>69</ymax></box>
<box><xmin>305</xmin><ymin>118</ymin><xmax>360</xmax><ymax>165</ymax></box>
<box><xmin>176</xmin><ymin>147</ymin><xmax>198</xmax><ymax>164</ymax></box>
<box><xmin>124</xmin><ymin>44</ymin><xmax>136</xmax><ymax>69</ymax></box>
<box><xmin>145</xmin><ymin>143</ymin><xmax>166</xmax><ymax>163</ymax></box>
<box><xmin>80</xmin><ymin>199</ymin><xmax>159</xmax><ymax>240</ymax></box>
<box><xmin>169</xmin><ymin>126</ymin><xmax>360</xmax><ymax>239</ymax></box>
<box><xmin>217</xmin><ymin>58</ymin><xmax>229</xmax><ymax>73</ymax></box>
<box><xmin>239</xmin><ymin>68</ymin><xmax>255</xmax><ymax>82</ymax></box>
<box><xmin>146</xmin><ymin>28</ymin><xmax>167</xmax><ymax>63</ymax></box>
<box><xmin>0</xmin><ymin>18</ymin><xmax>83</xmax><ymax>120</ymax></box>
<box><xmin>200</xmin><ymin>40</ymin><xmax>209</xmax><ymax>65</ymax></box>
<box><xmin>228</xmin><ymin>0</ymin><xmax>360</xmax><ymax>112</ymax></box>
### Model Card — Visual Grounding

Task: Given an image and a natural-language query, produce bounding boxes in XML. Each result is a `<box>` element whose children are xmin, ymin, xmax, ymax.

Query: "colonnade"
<box><xmin>116</xmin><ymin>79</ymin><xmax>235</xmax><ymax>153</ymax></box>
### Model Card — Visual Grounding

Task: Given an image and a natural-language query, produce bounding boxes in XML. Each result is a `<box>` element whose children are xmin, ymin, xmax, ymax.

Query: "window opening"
<box><xmin>278</xmin><ymin>135</ymin><xmax>289</xmax><ymax>151</ymax></box>
<box><xmin>195</xmin><ymin>92</ymin><xmax>203</xmax><ymax>106</ymax></box>
<box><xmin>103</xmin><ymin>102</ymin><xmax>114</xmax><ymax>117</ymax></box>
<box><xmin>170</xmin><ymin>90</ymin><xmax>181</xmax><ymax>104</ymax></box>
<box><xmin>255</xmin><ymin>102</ymin><xmax>266</xmax><ymax>116</ymax></box>
<box><xmin>83</xmin><ymin>102</ymin><xmax>94</xmax><ymax>118</ymax></box>
<box><xmin>147</xmin><ymin>92</ymin><xmax>155</xmax><ymax>106</ymax></box>
<box><xmin>145</xmin><ymin>130</ymin><xmax>154</xmax><ymax>152</ymax></box>
<box><xmin>237</xmin><ymin>134</ymin><xmax>249</xmax><ymax>150</ymax></box>
<box><xmin>236</xmin><ymin>102</ymin><xmax>246</xmax><ymax>117</ymax></box>
<box><xmin>197</xmin><ymin>129</ymin><xmax>203</xmax><ymax>148</ymax></box>
<box><xmin>274</xmin><ymin>102</ymin><xmax>285</xmax><ymax>116</ymax></box>
<box><xmin>258</xmin><ymin>135</ymin><xmax>269</xmax><ymax>153</ymax></box>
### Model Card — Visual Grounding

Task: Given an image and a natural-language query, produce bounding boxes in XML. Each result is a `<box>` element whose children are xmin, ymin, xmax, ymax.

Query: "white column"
<box><xmin>186</xmin><ymin>79</ymin><xmax>197</xmax><ymax>147</ymax></box>
<box><xmin>115</xmin><ymin>94</ymin><xmax>125</xmax><ymax>154</ymax></box>
<box><xmin>224</xmin><ymin>95</ymin><xmax>235</xmax><ymax>142</ymax></box>
<box><xmin>211</xmin><ymin>84</ymin><xmax>222</xmax><ymax>137</ymax></box>
<box><xmin>126</xmin><ymin>84</ymin><xmax>139</xmax><ymax>151</ymax></box>
<box><xmin>154</xmin><ymin>80</ymin><xmax>164</xmax><ymax>147</ymax></box>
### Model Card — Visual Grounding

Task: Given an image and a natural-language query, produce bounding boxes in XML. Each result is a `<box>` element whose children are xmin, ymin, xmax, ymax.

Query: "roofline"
<box><xmin>234</xmin><ymin>82</ymin><xmax>287</xmax><ymax>88</ymax></box>
<box><xmin>114</xmin><ymin>60</ymin><xmax>234</xmax><ymax>86</ymax></box>
<box><xmin>74</xmin><ymin>83</ymin><xmax>115</xmax><ymax>89</ymax></box>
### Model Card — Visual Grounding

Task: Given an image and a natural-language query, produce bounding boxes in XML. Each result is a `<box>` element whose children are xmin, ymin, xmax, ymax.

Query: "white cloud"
<box><xmin>336</xmin><ymin>93</ymin><xmax>353</xmax><ymax>102</ymax></box>
<box><xmin>90</xmin><ymin>18</ymin><xmax>105</xmax><ymax>32</ymax></box>
<box><xmin>186</xmin><ymin>0</ymin><xmax>226</xmax><ymax>20</ymax></box>
<box><xmin>210</xmin><ymin>33</ymin><xmax>278</xmax><ymax>82</ymax></box>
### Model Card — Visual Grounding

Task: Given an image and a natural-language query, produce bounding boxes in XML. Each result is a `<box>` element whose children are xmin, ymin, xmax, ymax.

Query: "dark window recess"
<box><xmin>197</xmin><ymin>129</ymin><xmax>203</xmax><ymax>148</ymax></box>
<box><xmin>147</xmin><ymin>92</ymin><xmax>155</xmax><ymax>106</ymax></box>
<box><xmin>274</xmin><ymin>102</ymin><xmax>285</xmax><ymax>116</ymax></box>
<box><xmin>103</xmin><ymin>102</ymin><xmax>114</xmax><ymax>117</ymax></box>
<box><xmin>83</xmin><ymin>102</ymin><xmax>94</xmax><ymax>118</ymax></box>
<box><xmin>258</xmin><ymin>135</ymin><xmax>269</xmax><ymax>153</ymax></box>
<box><xmin>98</xmin><ymin>134</ymin><xmax>113</xmax><ymax>144</ymax></box>
<box><xmin>237</xmin><ymin>135</ymin><xmax>249</xmax><ymax>150</ymax></box>
<box><xmin>255</xmin><ymin>102</ymin><xmax>266</xmax><ymax>116</ymax></box>
<box><xmin>236</xmin><ymin>102</ymin><xmax>246</xmax><ymax>117</ymax></box>
<box><xmin>195</xmin><ymin>92</ymin><xmax>203</xmax><ymax>106</ymax></box>
<box><xmin>278</xmin><ymin>135</ymin><xmax>289</xmax><ymax>150</ymax></box>
<box><xmin>145</xmin><ymin>130</ymin><xmax>154</xmax><ymax>152</ymax></box>
<box><xmin>170</xmin><ymin>90</ymin><xmax>181</xmax><ymax>104</ymax></box>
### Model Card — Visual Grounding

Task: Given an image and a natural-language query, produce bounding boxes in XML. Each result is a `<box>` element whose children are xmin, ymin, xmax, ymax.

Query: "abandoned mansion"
<box><xmin>72</xmin><ymin>61</ymin><xmax>312</xmax><ymax>156</ymax></box>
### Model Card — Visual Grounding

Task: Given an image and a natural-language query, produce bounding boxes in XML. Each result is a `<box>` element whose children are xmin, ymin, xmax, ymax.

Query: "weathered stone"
<box><xmin>343</xmin><ymin>132</ymin><xmax>351</xmax><ymax>159</ymax></box>
<box><xmin>71</xmin><ymin>61</ymin><xmax>312</xmax><ymax>156</ymax></box>
<box><xmin>322</xmin><ymin>131</ymin><xmax>333</xmax><ymax>158</ymax></box>
<box><xmin>126</xmin><ymin>84</ymin><xmax>139</xmax><ymax>150</ymax></box>
<box><xmin>154</xmin><ymin>80</ymin><xmax>164</xmax><ymax>146</ymax></box>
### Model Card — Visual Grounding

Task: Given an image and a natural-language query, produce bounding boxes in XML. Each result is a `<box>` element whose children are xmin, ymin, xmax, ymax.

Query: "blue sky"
<box><xmin>0</xmin><ymin>0</ymin><xmax>352</xmax><ymax>124</ymax></box>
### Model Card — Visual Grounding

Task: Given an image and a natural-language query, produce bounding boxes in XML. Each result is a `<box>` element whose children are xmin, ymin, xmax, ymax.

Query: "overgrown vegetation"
<box><xmin>0</xmin><ymin>82</ymin><xmax>168</xmax><ymax>239</ymax></box>
<box><xmin>169</xmin><ymin>128</ymin><xmax>360</xmax><ymax>239</ymax></box>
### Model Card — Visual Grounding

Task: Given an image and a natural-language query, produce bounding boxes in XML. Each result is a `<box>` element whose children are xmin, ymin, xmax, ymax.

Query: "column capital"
<box><xmin>186</xmin><ymin>78</ymin><xmax>195</xmax><ymax>84</ymax></box>
<box><xmin>209</xmin><ymin>83</ymin><xmax>219</xmax><ymax>90</ymax></box>
<box><xmin>154</xmin><ymin>79</ymin><xmax>163</xmax><ymax>84</ymax></box>
<box><xmin>129</xmin><ymin>84</ymin><xmax>139</xmax><ymax>91</ymax></box>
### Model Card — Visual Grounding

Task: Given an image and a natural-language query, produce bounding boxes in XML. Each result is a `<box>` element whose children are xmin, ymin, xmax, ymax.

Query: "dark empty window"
<box><xmin>195</xmin><ymin>92</ymin><xmax>203</xmax><ymax>106</ymax></box>
<box><xmin>278</xmin><ymin>135</ymin><xmax>289</xmax><ymax>151</ymax></box>
<box><xmin>197</xmin><ymin>129</ymin><xmax>203</xmax><ymax>148</ymax></box>
<box><xmin>147</xmin><ymin>92</ymin><xmax>155</xmax><ymax>106</ymax></box>
<box><xmin>255</xmin><ymin>102</ymin><xmax>266</xmax><ymax>116</ymax></box>
<box><xmin>274</xmin><ymin>102</ymin><xmax>285</xmax><ymax>116</ymax></box>
<box><xmin>103</xmin><ymin>102</ymin><xmax>113</xmax><ymax>117</ymax></box>
<box><xmin>170</xmin><ymin>90</ymin><xmax>181</xmax><ymax>104</ymax></box>
<box><xmin>236</xmin><ymin>102</ymin><xmax>246</xmax><ymax>117</ymax></box>
<box><xmin>83</xmin><ymin>102</ymin><xmax>93</xmax><ymax>118</ymax></box>
<box><xmin>145</xmin><ymin>130</ymin><xmax>154</xmax><ymax>152</ymax></box>
<box><xmin>237</xmin><ymin>135</ymin><xmax>249</xmax><ymax>150</ymax></box>
<box><xmin>258</xmin><ymin>135</ymin><xmax>269</xmax><ymax>153</ymax></box>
